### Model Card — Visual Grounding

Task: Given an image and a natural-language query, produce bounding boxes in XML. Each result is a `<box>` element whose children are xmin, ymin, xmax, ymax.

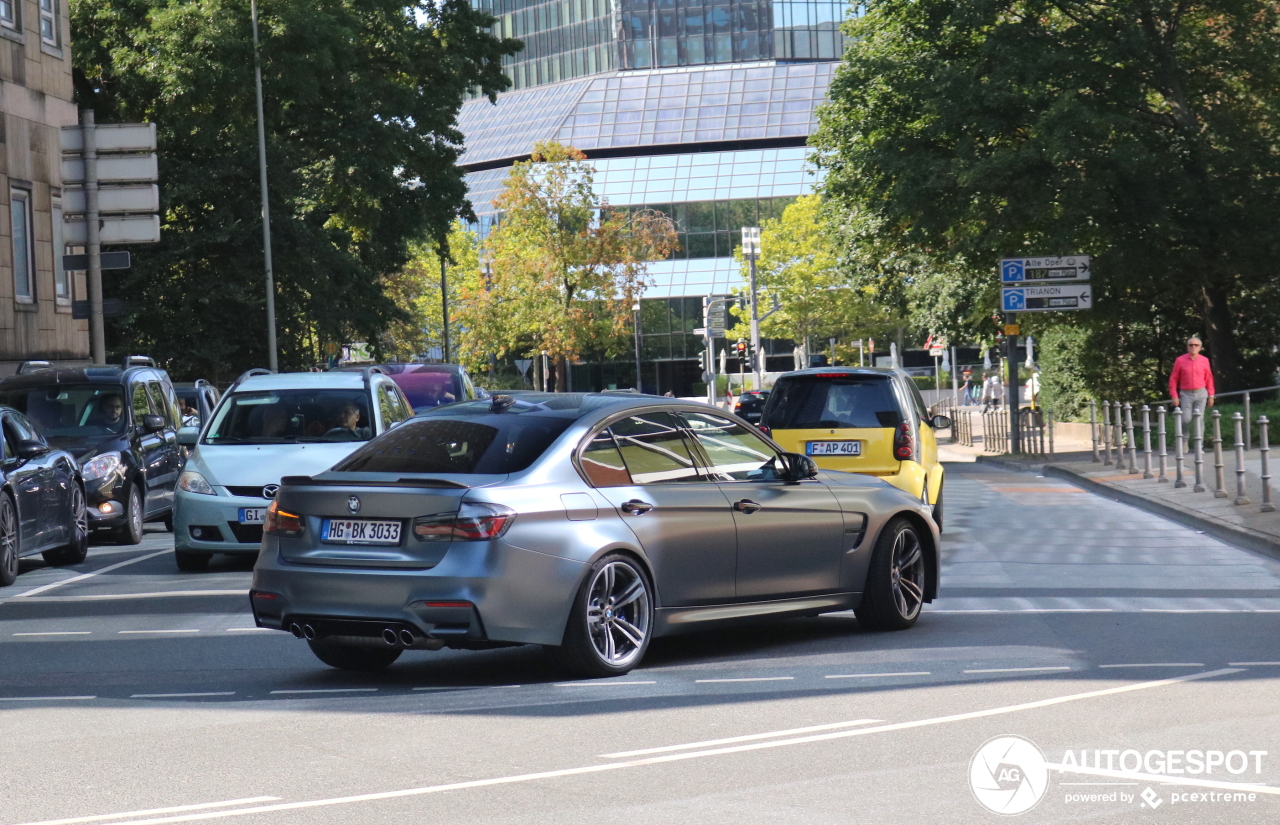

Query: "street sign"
<box><xmin>61</xmin><ymin>122</ymin><xmax>156</xmax><ymax>154</ymax></box>
<box><xmin>1000</xmin><ymin>256</ymin><xmax>1091</xmax><ymax>283</ymax></box>
<box><xmin>515</xmin><ymin>359</ymin><xmax>532</xmax><ymax>376</ymax></box>
<box><xmin>323</xmin><ymin>342</ymin><xmax>341</xmax><ymax>356</ymax></box>
<box><xmin>1004</xmin><ymin>324</ymin><xmax>1020</xmax><ymax>335</ymax></box>
<box><xmin>62</xmin><ymin>154</ymin><xmax>159</xmax><ymax>185</ymax></box>
<box><xmin>741</xmin><ymin>227</ymin><xmax>761</xmax><ymax>255</ymax></box>
<box><xmin>1002</xmin><ymin>284</ymin><xmax>1093</xmax><ymax>312</ymax></box>
<box><xmin>72</xmin><ymin>298</ymin><xmax>128</xmax><ymax>319</ymax></box>
<box><xmin>63</xmin><ymin>185</ymin><xmax>159</xmax><ymax>216</ymax></box>
<box><xmin>64</xmin><ymin>215</ymin><xmax>161</xmax><ymax>245</ymax></box>
<box><xmin>63</xmin><ymin>251</ymin><xmax>130</xmax><ymax>271</ymax></box>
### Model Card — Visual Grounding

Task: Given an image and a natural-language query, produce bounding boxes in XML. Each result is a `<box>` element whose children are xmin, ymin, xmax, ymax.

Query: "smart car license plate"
<box><xmin>239</xmin><ymin>508</ymin><xmax>267</xmax><ymax>524</ymax></box>
<box><xmin>807</xmin><ymin>441</ymin><xmax>861</xmax><ymax>456</ymax></box>
<box><xmin>321</xmin><ymin>518</ymin><xmax>402</xmax><ymax>546</ymax></box>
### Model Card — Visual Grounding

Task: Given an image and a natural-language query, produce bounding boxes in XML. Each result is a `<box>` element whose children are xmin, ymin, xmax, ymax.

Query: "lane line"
<box><xmin>0</xmin><ymin>696</ymin><xmax>95</xmax><ymax>702</ymax></box>
<box><xmin>695</xmin><ymin>677</ymin><xmax>794</xmax><ymax>683</ymax></box>
<box><xmin>602</xmin><ymin>718</ymin><xmax>882</xmax><ymax>758</ymax></box>
<box><xmin>118</xmin><ymin>630</ymin><xmax>200</xmax><ymax>635</ymax></box>
<box><xmin>131</xmin><ymin>693</ymin><xmax>236</xmax><ymax>699</ymax></box>
<box><xmin>1229</xmin><ymin>661</ymin><xmax>1280</xmax><ymax>666</ymax></box>
<box><xmin>63</xmin><ymin>668</ymin><xmax>1241</xmax><ymax>825</ymax></box>
<box><xmin>824</xmin><ymin>671</ymin><xmax>931</xmax><ymax>679</ymax></box>
<box><xmin>269</xmin><ymin>689</ymin><xmax>378</xmax><ymax>695</ymax></box>
<box><xmin>964</xmin><ymin>667</ymin><xmax>1071</xmax><ymax>673</ymax></box>
<box><xmin>16</xmin><ymin>590</ymin><xmax>250</xmax><ymax>603</ymax></box>
<box><xmin>1098</xmin><ymin>663</ymin><xmax>1204</xmax><ymax>668</ymax></box>
<box><xmin>14</xmin><ymin>797</ymin><xmax>282</xmax><ymax>825</ymax></box>
<box><xmin>6</xmin><ymin>550</ymin><xmax>169</xmax><ymax>599</ymax></box>
<box><xmin>224</xmin><ymin>628</ymin><xmax>271</xmax><ymax>633</ymax></box>
<box><xmin>13</xmin><ymin>631</ymin><xmax>91</xmax><ymax>636</ymax></box>
<box><xmin>553</xmin><ymin>681</ymin><xmax>657</xmax><ymax>687</ymax></box>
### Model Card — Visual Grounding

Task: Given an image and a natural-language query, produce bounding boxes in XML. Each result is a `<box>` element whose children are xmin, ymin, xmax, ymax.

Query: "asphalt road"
<box><xmin>1</xmin><ymin>462</ymin><xmax>1278</xmax><ymax>824</ymax></box>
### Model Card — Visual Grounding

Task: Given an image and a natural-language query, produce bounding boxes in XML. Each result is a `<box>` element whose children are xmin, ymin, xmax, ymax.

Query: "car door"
<box><xmin>13</xmin><ymin>413</ymin><xmax>64</xmax><ymax>544</ymax></box>
<box><xmin>147</xmin><ymin>381</ymin><xmax>181</xmax><ymax>510</ymax></box>
<box><xmin>681</xmin><ymin>410</ymin><xmax>846</xmax><ymax>599</ymax></box>
<box><xmin>1</xmin><ymin>414</ymin><xmax>44</xmax><ymax>547</ymax></box>
<box><xmin>585</xmin><ymin>411</ymin><xmax>739</xmax><ymax>606</ymax></box>
<box><xmin>130</xmin><ymin>381</ymin><xmax>164</xmax><ymax>517</ymax></box>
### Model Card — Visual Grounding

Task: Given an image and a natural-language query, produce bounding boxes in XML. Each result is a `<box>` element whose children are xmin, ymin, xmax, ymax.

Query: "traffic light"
<box><xmin>736</xmin><ymin>339</ymin><xmax>746</xmax><ymax>357</ymax></box>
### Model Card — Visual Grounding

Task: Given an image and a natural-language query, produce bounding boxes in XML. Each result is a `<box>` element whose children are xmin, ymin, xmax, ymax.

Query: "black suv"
<box><xmin>0</xmin><ymin>356</ymin><xmax>182</xmax><ymax>543</ymax></box>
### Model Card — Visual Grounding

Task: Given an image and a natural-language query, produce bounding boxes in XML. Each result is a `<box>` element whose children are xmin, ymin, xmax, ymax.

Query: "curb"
<box><xmin>1041</xmin><ymin>464</ymin><xmax>1280</xmax><ymax>565</ymax></box>
<box><xmin>974</xmin><ymin>455</ymin><xmax>1047</xmax><ymax>474</ymax></box>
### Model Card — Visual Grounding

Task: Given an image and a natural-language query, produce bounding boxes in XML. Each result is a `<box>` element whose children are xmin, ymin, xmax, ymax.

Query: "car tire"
<box><xmin>855</xmin><ymin>517</ymin><xmax>926</xmax><ymax>631</ymax></box>
<box><xmin>307</xmin><ymin>639</ymin><xmax>402</xmax><ymax>672</ymax></box>
<box><xmin>0</xmin><ymin>494</ymin><xmax>18</xmax><ymax>587</ymax></box>
<box><xmin>115</xmin><ymin>483</ymin><xmax>144</xmax><ymax>545</ymax></box>
<box><xmin>43</xmin><ymin>483</ymin><xmax>89</xmax><ymax>567</ymax></box>
<box><xmin>546</xmin><ymin>553</ymin><xmax>654</xmax><ymax>678</ymax></box>
<box><xmin>163</xmin><ymin>512</ymin><xmax>174</xmax><ymax>532</ymax></box>
<box><xmin>174</xmin><ymin>551</ymin><xmax>211</xmax><ymax>572</ymax></box>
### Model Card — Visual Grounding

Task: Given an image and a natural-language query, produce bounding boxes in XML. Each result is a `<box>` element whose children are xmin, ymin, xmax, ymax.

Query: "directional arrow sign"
<box><xmin>1002</xmin><ymin>285</ymin><xmax>1093</xmax><ymax>312</ymax></box>
<box><xmin>63</xmin><ymin>251</ymin><xmax>130</xmax><ymax>271</ymax></box>
<box><xmin>1000</xmin><ymin>256</ymin><xmax>1091</xmax><ymax>283</ymax></box>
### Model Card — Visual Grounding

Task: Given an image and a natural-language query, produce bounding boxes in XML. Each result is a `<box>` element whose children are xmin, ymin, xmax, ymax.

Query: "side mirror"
<box><xmin>177</xmin><ymin>426</ymin><xmax>200</xmax><ymax>446</ymax></box>
<box><xmin>780</xmin><ymin>452</ymin><xmax>818</xmax><ymax>482</ymax></box>
<box><xmin>930</xmin><ymin>415</ymin><xmax>953</xmax><ymax>430</ymax></box>
<box><xmin>142</xmin><ymin>414</ymin><xmax>167</xmax><ymax>434</ymax></box>
<box><xmin>15</xmin><ymin>440</ymin><xmax>47</xmax><ymax>460</ymax></box>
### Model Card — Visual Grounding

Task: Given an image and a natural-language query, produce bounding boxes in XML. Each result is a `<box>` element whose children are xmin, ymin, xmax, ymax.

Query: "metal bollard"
<box><xmin>1102</xmin><ymin>401</ymin><xmax>1113</xmax><ymax>465</ymax></box>
<box><xmin>1212</xmin><ymin>410</ymin><xmax>1227</xmax><ymax>498</ymax></box>
<box><xmin>1244</xmin><ymin>392</ymin><xmax>1252</xmax><ymax>451</ymax></box>
<box><xmin>1047</xmin><ymin>408</ymin><xmax>1055</xmax><ymax>456</ymax></box>
<box><xmin>1233</xmin><ymin>412</ymin><xmax>1251</xmax><ymax>506</ymax></box>
<box><xmin>1124</xmin><ymin>403</ymin><xmax>1138</xmax><ymax>473</ymax></box>
<box><xmin>1260</xmin><ymin>416</ymin><xmax>1275</xmax><ymax>513</ymax></box>
<box><xmin>1141</xmin><ymin>405</ymin><xmax>1153</xmax><ymax>479</ymax></box>
<box><xmin>1090</xmin><ymin>400</ymin><xmax>1099</xmax><ymax>462</ymax></box>
<box><xmin>1174</xmin><ymin>410</ymin><xmax>1186</xmax><ymax>488</ymax></box>
<box><xmin>1114</xmin><ymin>401</ymin><xmax>1124</xmax><ymax>470</ymax></box>
<box><xmin>1193</xmin><ymin>410</ymin><xmax>1206</xmax><ymax>492</ymax></box>
<box><xmin>1157</xmin><ymin>406</ymin><xmax>1168</xmax><ymax>482</ymax></box>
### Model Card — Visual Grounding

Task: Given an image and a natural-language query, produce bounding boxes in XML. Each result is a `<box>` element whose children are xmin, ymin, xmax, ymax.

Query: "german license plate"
<box><xmin>239</xmin><ymin>507</ymin><xmax>267</xmax><ymax>524</ymax></box>
<box><xmin>321</xmin><ymin>518</ymin><xmax>402</xmax><ymax>546</ymax></box>
<box><xmin>807</xmin><ymin>441</ymin><xmax>861</xmax><ymax>456</ymax></box>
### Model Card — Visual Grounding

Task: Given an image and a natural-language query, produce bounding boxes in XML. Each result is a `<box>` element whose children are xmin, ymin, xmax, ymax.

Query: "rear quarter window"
<box><xmin>763</xmin><ymin>375</ymin><xmax>903</xmax><ymax>429</ymax></box>
<box><xmin>332</xmin><ymin>416</ymin><xmax>573</xmax><ymax>474</ymax></box>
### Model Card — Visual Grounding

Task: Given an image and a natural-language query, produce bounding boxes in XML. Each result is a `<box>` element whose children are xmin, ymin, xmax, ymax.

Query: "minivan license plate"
<box><xmin>239</xmin><ymin>508</ymin><xmax>266</xmax><ymax>524</ymax></box>
<box><xmin>807</xmin><ymin>441</ymin><xmax>861</xmax><ymax>456</ymax></box>
<box><xmin>321</xmin><ymin>518</ymin><xmax>402</xmax><ymax>546</ymax></box>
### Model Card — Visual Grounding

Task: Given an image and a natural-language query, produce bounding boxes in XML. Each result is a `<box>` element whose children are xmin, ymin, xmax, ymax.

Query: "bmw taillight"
<box><xmin>893</xmin><ymin>421</ymin><xmax>914</xmax><ymax>460</ymax></box>
<box><xmin>264</xmin><ymin>500</ymin><xmax>304</xmax><ymax>537</ymax></box>
<box><xmin>413</xmin><ymin>502</ymin><xmax>516</xmax><ymax>542</ymax></box>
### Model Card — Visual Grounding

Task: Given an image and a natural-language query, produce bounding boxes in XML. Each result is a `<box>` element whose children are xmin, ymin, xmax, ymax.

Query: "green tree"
<box><xmin>728</xmin><ymin>195</ymin><xmax>896</xmax><ymax>361</ymax></box>
<box><xmin>813</xmin><ymin>0</ymin><xmax>1280</xmax><ymax>395</ymax></box>
<box><xmin>71</xmin><ymin>0</ymin><xmax>518</xmax><ymax>381</ymax></box>
<box><xmin>462</xmin><ymin>141</ymin><xmax>677</xmax><ymax>390</ymax></box>
<box><xmin>380</xmin><ymin>222</ymin><xmax>478</xmax><ymax>364</ymax></box>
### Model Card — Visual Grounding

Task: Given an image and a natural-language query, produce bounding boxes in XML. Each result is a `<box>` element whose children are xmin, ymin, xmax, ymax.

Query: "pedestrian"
<box><xmin>1169</xmin><ymin>335</ymin><xmax>1215</xmax><ymax>440</ymax></box>
<box><xmin>961</xmin><ymin>369</ymin><xmax>975</xmax><ymax>405</ymax></box>
<box><xmin>982</xmin><ymin>373</ymin><xmax>1003</xmax><ymax>410</ymax></box>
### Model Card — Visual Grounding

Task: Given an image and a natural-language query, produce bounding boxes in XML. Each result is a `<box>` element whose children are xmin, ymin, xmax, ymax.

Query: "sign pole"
<box><xmin>951</xmin><ymin>345</ymin><xmax>959</xmax><ymax>405</ymax></box>
<box><xmin>81</xmin><ymin>110</ymin><xmax>105</xmax><ymax>364</ymax></box>
<box><xmin>1007</xmin><ymin>313</ymin><xmax>1020</xmax><ymax>454</ymax></box>
<box><xmin>251</xmin><ymin>0</ymin><xmax>278</xmax><ymax>372</ymax></box>
<box><xmin>440</xmin><ymin>255</ymin><xmax>451</xmax><ymax>363</ymax></box>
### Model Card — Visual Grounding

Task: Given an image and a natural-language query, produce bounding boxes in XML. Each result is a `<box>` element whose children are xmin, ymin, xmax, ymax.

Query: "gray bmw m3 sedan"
<box><xmin>250</xmin><ymin>393</ymin><xmax>940</xmax><ymax>677</ymax></box>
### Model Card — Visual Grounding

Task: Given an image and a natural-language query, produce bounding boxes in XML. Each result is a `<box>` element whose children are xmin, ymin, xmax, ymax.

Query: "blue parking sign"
<box><xmin>1002</xmin><ymin>289</ymin><xmax>1026</xmax><ymax>311</ymax></box>
<box><xmin>1001</xmin><ymin>259</ymin><xmax>1025</xmax><ymax>282</ymax></box>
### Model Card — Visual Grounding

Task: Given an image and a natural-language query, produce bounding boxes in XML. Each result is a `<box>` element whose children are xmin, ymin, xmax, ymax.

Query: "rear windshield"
<box><xmin>762</xmin><ymin>375</ymin><xmax>903</xmax><ymax>429</ymax></box>
<box><xmin>332</xmin><ymin>416</ymin><xmax>573</xmax><ymax>474</ymax></box>
<box><xmin>390</xmin><ymin>370</ymin><xmax>463</xmax><ymax>412</ymax></box>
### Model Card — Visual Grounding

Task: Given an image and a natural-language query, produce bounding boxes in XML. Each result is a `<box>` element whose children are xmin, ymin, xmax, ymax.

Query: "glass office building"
<box><xmin>458</xmin><ymin>0</ymin><xmax>847</xmax><ymax>392</ymax></box>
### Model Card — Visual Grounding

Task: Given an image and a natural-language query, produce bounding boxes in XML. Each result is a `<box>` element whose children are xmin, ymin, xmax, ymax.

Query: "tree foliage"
<box><xmin>814</xmin><ymin>0</ymin><xmax>1280</xmax><ymax>395</ymax></box>
<box><xmin>71</xmin><ymin>0</ymin><xmax>518</xmax><ymax>381</ymax></box>
<box><xmin>380</xmin><ymin>222</ymin><xmax>478</xmax><ymax>364</ymax></box>
<box><xmin>457</xmin><ymin>141</ymin><xmax>677</xmax><ymax>390</ymax></box>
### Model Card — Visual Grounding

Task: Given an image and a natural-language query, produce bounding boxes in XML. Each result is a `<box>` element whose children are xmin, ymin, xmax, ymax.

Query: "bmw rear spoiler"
<box><xmin>281</xmin><ymin>475</ymin><xmax>470</xmax><ymax>489</ymax></box>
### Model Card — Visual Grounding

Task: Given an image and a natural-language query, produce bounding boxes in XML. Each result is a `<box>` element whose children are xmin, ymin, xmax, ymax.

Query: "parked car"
<box><xmin>174</xmin><ymin>379</ymin><xmax>220</xmax><ymax>427</ymax></box>
<box><xmin>338</xmin><ymin>364</ymin><xmax>479</xmax><ymax>413</ymax></box>
<box><xmin>0</xmin><ymin>356</ymin><xmax>183</xmax><ymax>543</ymax></box>
<box><xmin>733</xmin><ymin>390</ymin><xmax>770</xmax><ymax>423</ymax></box>
<box><xmin>172</xmin><ymin>367</ymin><xmax>414</xmax><ymax>570</ymax></box>
<box><xmin>249</xmin><ymin>392</ymin><xmax>939</xmax><ymax>675</ymax></box>
<box><xmin>0</xmin><ymin>406</ymin><xmax>89</xmax><ymax>585</ymax></box>
<box><xmin>758</xmin><ymin>367</ymin><xmax>949</xmax><ymax>529</ymax></box>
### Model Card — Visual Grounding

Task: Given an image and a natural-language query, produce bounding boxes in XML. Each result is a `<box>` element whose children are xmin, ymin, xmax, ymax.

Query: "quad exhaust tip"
<box><xmin>290</xmin><ymin>623</ymin><xmax>315</xmax><ymax>641</ymax></box>
<box><xmin>382</xmin><ymin>628</ymin><xmax>399</xmax><ymax>645</ymax></box>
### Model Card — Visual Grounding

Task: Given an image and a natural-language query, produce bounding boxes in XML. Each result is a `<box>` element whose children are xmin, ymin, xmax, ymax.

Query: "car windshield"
<box><xmin>332</xmin><ymin>415</ymin><xmax>574</xmax><ymax>474</ymax></box>
<box><xmin>762</xmin><ymin>375</ymin><xmax>903</xmax><ymax>429</ymax></box>
<box><xmin>203</xmin><ymin>389</ymin><xmax>373</xmax><ymax>444</ymax></box>
<box><xmin>390</xmin><ymin>369</ymin><xmax>462</xmax><ymax>412</ymax></box>
<box><xmin>0</xmin><ymin>384</ymin><xmax>130</xmax><ymax>436</ymax></box>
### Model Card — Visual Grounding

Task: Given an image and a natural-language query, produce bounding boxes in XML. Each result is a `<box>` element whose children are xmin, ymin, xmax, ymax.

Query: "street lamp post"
<box><xmin>250</xmin><ymin>0</ymin><xmax>278</xmax><ymax>372</ymax></box>
<box><xmin>742</xmin><ymin>227</ymin><xmax>762</xmax><ymax>387</ymax></box>
<box><xmin>440</xmin><ymin>253</ymin><xmax>450</xmax><ymax>363</ymax></box>
<box><xmin>633</xmin><ymin>302</ymin><xmax>642</xmax><ymax>392</ymax></box>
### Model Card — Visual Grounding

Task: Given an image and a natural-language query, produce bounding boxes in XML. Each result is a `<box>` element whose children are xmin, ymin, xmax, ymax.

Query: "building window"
<box><xmin>39</xmin><ymin>0</ymin><xmax>56</xmax><ymax>45</ymax></box>
<box><xmin>10</xmin><ymin>189</ymin><xmax>33</xmax><ymax>303</ymax></box>
<box><xmin>0</xmin><ymin>0</ymin><xmax>14</xmax><ymax>30</ymax></box>
<box><xmin>51</xmin><ymin>198</ymin><xmax>69</xmax><ymax>302</ymax></box>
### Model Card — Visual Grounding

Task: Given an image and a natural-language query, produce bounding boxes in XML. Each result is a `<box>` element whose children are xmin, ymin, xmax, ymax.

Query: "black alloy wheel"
<box><xmin>43</xmin><ymin>483</ymin><xmax>89</xmax><ymax>566</ymax></box>
<box><xmin>855</xmin><ymin>517</ymin><xmax>926</xmax><ymax>631</ymax></box>
<box><xmin>307</xmin><ymin>639</ymin><xmax>402</xmax><ymax>671</ymax></box>
<box><xmin>0</xmin><ymin>495</ymin><xmax>17</xmax><ymax>586</ymax></box>
<box><xmin>115</xmin><ymin>483</ymin><xmax>144</xmax><ymax>545</ymax></box>
<box><xmin>547</xmin><ymin>553</ymin><xmax>654</xmax><ymax>677</ymax></box>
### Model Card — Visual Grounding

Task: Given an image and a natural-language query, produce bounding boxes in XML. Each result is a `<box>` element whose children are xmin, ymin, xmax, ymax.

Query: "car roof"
<box><xmin>777</xmin><ymin>367</ymin><xmax>903</xmax><ymax>379</ymax></box>
<box><xmin>234</xmin><ymin>371</ymin><xmax>377</xmax><ymax>392</ymax></box>
<box><xmin>0</xmin><ymin>365</ymin><xmax>167</xmax><ymax>389</ymax></box>
<box><xmin>416</xmin><ymin>392</ymin><xmax>715</xmax><ymax>424</ymax></box>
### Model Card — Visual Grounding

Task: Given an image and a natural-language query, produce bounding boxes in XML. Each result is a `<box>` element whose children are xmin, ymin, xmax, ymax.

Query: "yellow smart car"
<box><xmin>759</xmin><ymin>367</ymin><xmax>949</xmax><ymax>530</ymax></box>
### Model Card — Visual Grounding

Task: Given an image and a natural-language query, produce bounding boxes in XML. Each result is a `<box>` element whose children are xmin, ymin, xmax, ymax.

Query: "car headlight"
<box><xmin>82</xmin><ymin>452</ymin><xmax>123</xmax><ymax>481</ymax></box>
<box><xmin>178</xmin><ymin>470</ymin><xmax>216</xmax><ymax>496</ymax></box>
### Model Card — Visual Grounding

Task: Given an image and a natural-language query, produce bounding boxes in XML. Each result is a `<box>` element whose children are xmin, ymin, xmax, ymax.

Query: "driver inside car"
<box><xmin>324</xmin><ymin>401</ymin><xmax>370</xmax><ymax>441</ymax></box>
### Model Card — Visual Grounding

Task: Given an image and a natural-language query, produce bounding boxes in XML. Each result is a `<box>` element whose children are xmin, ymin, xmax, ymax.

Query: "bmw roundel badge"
<box><xmin>348</xmin><ymin>495</ymin><xmax>361</xmax><ymax>514</ymax></box>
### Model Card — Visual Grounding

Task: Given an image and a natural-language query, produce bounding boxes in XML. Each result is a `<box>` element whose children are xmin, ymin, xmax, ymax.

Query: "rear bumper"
<box><xmin>250</xmin><ymin>536</ymin><xmax>586</xmax><ymax>646</ymax></box>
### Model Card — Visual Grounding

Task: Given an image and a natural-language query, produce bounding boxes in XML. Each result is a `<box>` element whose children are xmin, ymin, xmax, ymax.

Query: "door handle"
<box><xmin>620</xmin><ymin>500</ymin><xmax>653</xmax><ymax>515</ymax></box>
<box><xmin>733</xmin><ymin>499</ymin><xmax>761</xmax><ymax>514</ymax></box>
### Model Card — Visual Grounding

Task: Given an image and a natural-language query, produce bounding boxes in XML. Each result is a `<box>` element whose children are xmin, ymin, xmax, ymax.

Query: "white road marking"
<box><xmin>269</xmin><ymin>689</ymin><xmax>378</xmax><ymax>695</ymax></box>
<box><xmin>13</xmin><ymin>631</ymin><xmax>91</xmax><ymax>636</ymax></box>
<box><xmin>602</xmin><ymin>719</ymin><xmax>882</xmax><ymax>758</ymax></box>
<box><xmin>824</xmin><ymin>671</ymin><xmax>931</xmax><ymax>679</ymax></box>
<box><xmin>488</xmin><ymin>685</ymin><xmax>522</xmax><ymax>689</ymax></box>
<box><xmin>118</xmin><ymin>630</ymin><xmax>200</xmax><ymax>635</ymax></box>
<box><xmin>932</xmin><ymin>608</ymin><xmax>1115</xmax><ymax>614</ymax></box>
<box><xmin>1229</xmin><ymin>661</ymin><xmax>1280</xmax><ymax>666</ymax></box>
<box><xmin>224</xmin><ymin>628</ymin><xmax>271</xmax><ymax>633</ymax></box>
<box><xmin>131</xmin><ymin>693</ymin><xmax>236</xmax><ymax>699</ymax></box>
<box><xmin>695</xmin><ymin>676</ymin><xmax>794</xmax><ymax>683</ymax></box>
<box><xmin>1046</xmin><ymin>760</ymin><xmax>1280</xmax><ymax>795</ymax></box>
<box><xmin>553</xmin><ymin>681</ymin><xmax>657</xmax><ymax>687</ymax></box>
<box><xmin>1098</xmin><ymin>663</ymin><xmax>1205</xmax><ymax>668</ymax></box>
<box><xmin>5</xmin><ymin>550</ymin><xmax>169</xmax><ymax>599</ymax></box>
<box><xmin>0</xmin><ymin>696</ymin><xmax>95</xmax><ymax>702</ymax></box>
<box><xmin>68</xmin><ymin>669</ymin><xmax>1241</xmax><ymax>825</ymax></box>
<box><xmin>18</xmin><ymin>590</ymin><xmax>249</xmax><ymax>602</ymax></box>
<box><xmin>964</xmin><ymin>667</ymin><xmax>1071</xmax><ymax>673</ymax></box>
<box><xmin>14</xmin><ymin>797</ymin><xmax>282</xmax><ymax>825</ymax></box>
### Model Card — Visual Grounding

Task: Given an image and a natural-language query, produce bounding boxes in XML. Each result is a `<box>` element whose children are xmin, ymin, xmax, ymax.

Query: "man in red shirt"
<box><xmin>1169</xmin><ymin>336</ymin><xmax>1215</xmax><ymax>439</ymax></box>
